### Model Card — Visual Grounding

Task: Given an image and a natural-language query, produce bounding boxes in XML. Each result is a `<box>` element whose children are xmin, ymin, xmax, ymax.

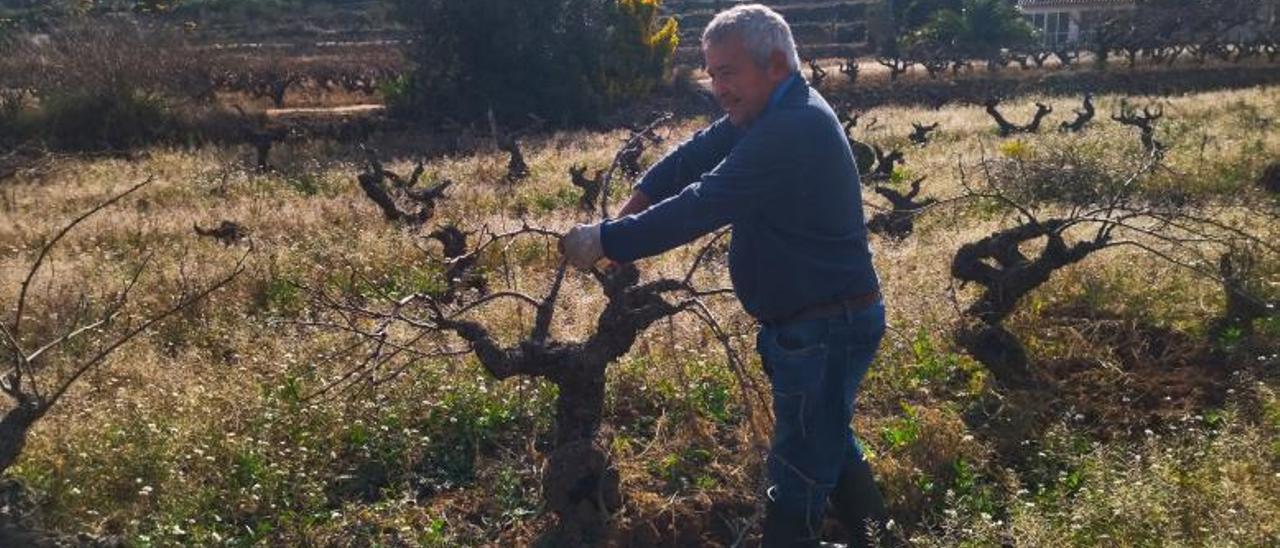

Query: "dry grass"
<box><xmin>0</xmin><ymin>83</ymin><xmax>1277</xmax><ymax>546</ymax></box>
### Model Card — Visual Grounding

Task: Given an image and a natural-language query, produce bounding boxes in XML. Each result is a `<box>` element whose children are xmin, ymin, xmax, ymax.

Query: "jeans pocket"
<box><xmin>766</xmin><ymin>325</ymin><xmax>829</xmax><ymax>441</ymax></box>
<box><xmin>771</xmin><ymin>318</ymin><xmax>830</xmax><ymax>356</ymax></box>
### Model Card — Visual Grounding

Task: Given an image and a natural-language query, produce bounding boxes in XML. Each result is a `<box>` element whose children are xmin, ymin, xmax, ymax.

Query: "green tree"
<box><xmin>903</xmin><ymin>0</ymin><xmax>1034</xmax><ymax>61</ymax></box>
<box><xmin>869</xmin><ymin>0</ymin><xmax>968</xmax><ymax>57</ymax></box>
<box><xmin>603</xmin><ymin>0</ymin><xmax>678</xmax><ymax>104</ymax></box>
<box><xmin>392</xmin><ymin>0</ymin><xmax>677</xmax><ymax>126</ymax></box>
<box><xmin>896</xmin><ymin>0</ymin><xmax>963</xmax><ymax>32</ymax></box>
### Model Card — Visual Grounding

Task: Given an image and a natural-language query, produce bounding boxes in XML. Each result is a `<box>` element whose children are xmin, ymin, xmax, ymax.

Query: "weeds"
<box><xmin>1</xmin><ymin>84</ymin><xmax>1276</xmax><ymax>546</ymax></box>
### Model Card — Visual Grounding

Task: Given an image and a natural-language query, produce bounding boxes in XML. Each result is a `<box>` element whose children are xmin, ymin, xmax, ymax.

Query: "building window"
<box><xmin>1078</xmin><ymin>10</ymin><xmax>1110</xmax><ymax>44</ymax></box>
<box><xmin>1026</xmin><ymin>11</ymin><xmax>1072</xmax><ymax>46</ymax></box>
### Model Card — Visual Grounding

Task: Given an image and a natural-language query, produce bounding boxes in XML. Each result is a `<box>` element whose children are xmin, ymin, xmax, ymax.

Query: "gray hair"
<box><xmin>701</xmin><ymin>4</ymin><xmax>801</xmax><ymax>73</ymax></box>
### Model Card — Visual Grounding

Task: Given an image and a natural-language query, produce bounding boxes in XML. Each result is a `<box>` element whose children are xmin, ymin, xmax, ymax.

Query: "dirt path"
<box><xmin>266</xmin><ymin>104</ymin><xmax>386</xmax><ymax>118</ymax></box>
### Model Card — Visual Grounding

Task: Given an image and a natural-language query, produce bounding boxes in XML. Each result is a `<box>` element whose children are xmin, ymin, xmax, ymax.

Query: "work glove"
<box><xmin>559</xmin><ymin>222</ymin><xmax>605</xmax><ymax>270</ymax></box>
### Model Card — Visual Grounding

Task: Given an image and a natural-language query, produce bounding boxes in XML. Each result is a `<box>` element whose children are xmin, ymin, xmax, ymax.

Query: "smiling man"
<box><xmin>559</xmin><ymin>4</ymin><xmax>888</xmax><ymax>547</ymax></box>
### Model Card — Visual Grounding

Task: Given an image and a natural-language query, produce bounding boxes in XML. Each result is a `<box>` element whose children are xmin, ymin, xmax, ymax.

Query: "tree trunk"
<box><xmin>540</xmin><ymin>365</ymin><xmax>619</xmax><ymax>546</ymax></box>
<box><xmin>0</xmin><ymin>403</ymin><xmax>42</xmax><ymax>476</ymax></box>
<box><xmin>956</xmin><ymin>323</ymin><xmax>1034</xmax><ymax>388</ymax></box>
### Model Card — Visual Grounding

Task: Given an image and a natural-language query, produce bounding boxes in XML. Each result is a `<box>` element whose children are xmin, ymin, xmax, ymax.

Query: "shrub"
<box><xmin>0</xmin><ymin>16</ymin><xmax>217</xmax><ymax>150</ymax></box>
<box><xmin>390</xmin><ymin>0</ymin><xmax>677</xmax><ymax>126</ymax></box>
<box><xmin>0</xmin><ymin>89</ymin><xmax>30</xmax><ymax>148</ymax></box>
<box><xmin>38</xmin><ymin>90</ymin><xmax>173</xmax><ymax>150</ymax></box>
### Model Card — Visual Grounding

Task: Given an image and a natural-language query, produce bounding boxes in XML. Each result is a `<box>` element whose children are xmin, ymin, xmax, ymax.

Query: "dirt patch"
<box><xmin>0</xmin><ymin>478</ymin><xmax>123</xmax><ymax>547</ymax></box>
<box><xmin>967</xmin><ymin>304</ymin><xmax>1244</xmax><ymax>460</ymax></box>
<box><xmin>1034</xmin><ymin>306</ymin><xmax>1234</xmax><ymax>437</ymax></box>
<box><xmin>613</xmin><ymin>491</ymin><xmax>757</xmax><ymax>548</ymax></box>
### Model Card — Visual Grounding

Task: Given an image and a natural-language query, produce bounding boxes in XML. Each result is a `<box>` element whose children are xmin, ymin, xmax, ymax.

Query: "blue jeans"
<box><xmin>756</xmin><ymin>301</ymin><xmax>886</xmax><ymax>542</ymax></box>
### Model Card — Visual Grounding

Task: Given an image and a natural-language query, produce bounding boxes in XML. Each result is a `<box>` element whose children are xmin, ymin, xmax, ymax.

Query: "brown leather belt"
<box><xmin>762</xmin><ymin>290</ymin><xmax>882</xmax><ymax>327</ymax></box>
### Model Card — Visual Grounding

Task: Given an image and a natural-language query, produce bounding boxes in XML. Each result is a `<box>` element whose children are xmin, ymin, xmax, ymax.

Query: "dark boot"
<box><xmin>762</xmin><ymin>488</ymin><xmax>822</xmax><ymax>548</ymax></box>
<box><xmin>828</xmin><ymin>457</ymin><xmax>891</xmax><ymax>547</ymax></box>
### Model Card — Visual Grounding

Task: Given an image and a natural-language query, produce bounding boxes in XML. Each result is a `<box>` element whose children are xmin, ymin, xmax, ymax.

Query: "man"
<box><xmin>560</xmin><ymin>4</ymin><xmax>888</xmax><ymax>547</ymax></box>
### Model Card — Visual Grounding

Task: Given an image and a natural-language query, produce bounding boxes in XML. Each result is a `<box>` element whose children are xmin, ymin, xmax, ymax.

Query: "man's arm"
<box><xmin>614</xmin><ymin>190</ymin><xmax>652</xmax><ymax>218</ymax></box>
<box><xmin>602</xmin><ymin>115</ymin><xmax>809</xmax><ymax>263</ymax></box>
<box><xmin>634</xmin><ymin>116</ymin><xmax>741</xmax><ymax>204</ymax></box>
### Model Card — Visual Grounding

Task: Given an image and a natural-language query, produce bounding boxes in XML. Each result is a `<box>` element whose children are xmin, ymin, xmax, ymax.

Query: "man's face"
<box><xmin>704</xmin><ymin>35</ymin><xmax>790</xmax><ymax>127</ymax></box>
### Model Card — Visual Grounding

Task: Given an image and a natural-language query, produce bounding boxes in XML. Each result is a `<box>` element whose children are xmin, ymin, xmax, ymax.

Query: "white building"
<box><xmin>1017</xmin><ymin>0</ymin><xmax>1135</xmax><ymax>47</ymax></box>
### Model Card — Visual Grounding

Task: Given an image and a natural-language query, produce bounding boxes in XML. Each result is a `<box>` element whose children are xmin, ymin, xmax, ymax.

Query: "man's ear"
<box><xmin>768</xmin><ymin>50</ymin><xmax>791</xmax><ymax>80</ymax></box>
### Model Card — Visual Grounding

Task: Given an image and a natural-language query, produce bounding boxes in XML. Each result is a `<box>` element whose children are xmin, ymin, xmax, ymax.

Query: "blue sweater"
<box><xmin>600</xmin><ymin>75</ymin><xmax>880</xmax><ymax>322</ymax></box>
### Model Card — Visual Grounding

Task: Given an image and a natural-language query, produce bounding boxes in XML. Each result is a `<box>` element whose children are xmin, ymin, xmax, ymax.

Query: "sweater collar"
<box><xmin>766</xmin><ymin>72</ymin><xmax>803</xmax><ymax>112</ymax></box>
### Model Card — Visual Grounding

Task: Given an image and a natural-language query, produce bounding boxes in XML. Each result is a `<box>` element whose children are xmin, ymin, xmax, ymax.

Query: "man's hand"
<box><xmin>559</xmin><ymin>191</ymin><xmax>649</xmax><ymax>271</ymax></box>
<box><xmin>559</xmin><ymin>222</ymin><xmax>605</xmax><ymax>270</ymax></box>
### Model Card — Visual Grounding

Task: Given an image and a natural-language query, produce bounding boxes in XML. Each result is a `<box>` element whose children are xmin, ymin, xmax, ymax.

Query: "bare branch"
<box><xmin>303</xmin><ymin>331</ymin><xmax>390</xmax><ymax>403</ymax></box>
<box><xmin>532</xmin><ymin>261</ymin><xmax>568</xmax><ymax>345</ymax></box>
<box><xmin>1112</xmin><ymin>99</ymin><xmax>1166</xmax><ymax>155</ymax></box>
<box><xmin>0</xmin><ymin>318</ymin><xmax>25</xmax><ymax>362</ymax></box>
<box><xmin>600</xmin><ymin>113</ymin><xmax>673</xmax><ymax>219</ymax></box>
<box><xmin>356</xmin><ymin>146</ymin><xmax>451</xmax><ymax>225</ymax></box>
<box><xmin>448</xmin><ymin>291</ymin><xmax>544</xmax><ymax>319</ymax></box>
<box><xmin>682</xmin><ymin>299</ymin><xmax>769</xmax><ymax>438</ymax></box>
<box><xmin>1104</xmin><ymin>240</ymin><xmax>1228</xmax><ymax>285</ymax></box>
<box><xmin>42</xmin><ymin>246</ymin><xmax>249</xmax><ymax>408</ymax></box>
<box><xmin>908</xmin><ymin>122</ymin><xmax>940</xmax><ymax>146</ymax></box>
<box><xmin>1059</xmin><ymin>93</ymin><xmax>1095</xmax><ymax>133</ymax></box>
<box><xmin>369</xmin><ymin>345</ymin><xmax>474</xmax><ymax>388</ymax></box>
<box><xmin>13</xmin><ymin>177</ymin><xmax>152</xmax><ymax>336</ymax></box>
<box><xmin>876</xmin><ymin>56</ymin><xmax>912</xmax><ymax>81</ymax></box>
<box><xmin>324</xmin><ymin>327</ymin><xmax>439</xmax><ymax>402</ymax></box>
<box><xmin>570</xmin><ymin>164</ymin><xmax>605</xmax><ymax>212</ymax></box>
<box><xmin>688</xmin><ymin>288</ymin><xmax>736</xmax><ymax>298</ymax></box>
<box><xmin>682</xmin><ymin>229</ymin><xmax>731</xmax><ymax>286</ymax></box>
<box><xmin>0</xmin><ymin>321</ymin><xmax>25</xmax><ymax>398</ymax></box>
<box><xmin>984</xmin><ymin>98</ymin><xmax>1053</xmax><ymax>137</ymax></box>
<box><xmin>23</xmin><ymin>316</ymin><xmax>113</xmax><ymax>366</ymax></box>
